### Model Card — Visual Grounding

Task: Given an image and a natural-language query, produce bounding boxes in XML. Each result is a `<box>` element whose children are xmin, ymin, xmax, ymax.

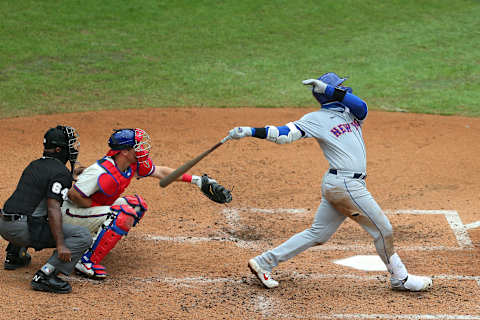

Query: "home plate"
<box><xmin>334</xmin><ymin>255</ymin><xmax>387</xmax><ymax>271</ymax></box>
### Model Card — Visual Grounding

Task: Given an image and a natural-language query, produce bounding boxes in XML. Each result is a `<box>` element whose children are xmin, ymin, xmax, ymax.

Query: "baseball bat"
<box><xmin>159</xmin><ymin>136</ymin><xmax>230</xmax><ymax>188</ymax></box>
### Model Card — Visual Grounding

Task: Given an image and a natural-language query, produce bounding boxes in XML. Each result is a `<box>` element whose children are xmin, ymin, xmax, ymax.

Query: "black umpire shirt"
<box><xmin>3</xmin><ymin>157</ymin><xmax>73</xmax><ymax>217</ymax></box>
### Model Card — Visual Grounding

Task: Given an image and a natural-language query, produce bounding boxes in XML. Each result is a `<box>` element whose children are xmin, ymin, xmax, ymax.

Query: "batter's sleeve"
<box><xmin>293</xmin><ymin>111</ymin><xmax>328</xmax><ymax>139</ymax></box>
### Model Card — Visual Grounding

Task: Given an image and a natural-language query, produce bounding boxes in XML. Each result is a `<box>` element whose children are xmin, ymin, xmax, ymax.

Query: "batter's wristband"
<box><xmin>333</xmin><ymin>87</ymin><xmax>347</xmax><ymax>101</ymax></box>
<box><xmin>181</xmin><ymin>174</ymin><xmax>192</xmax><ymax>183</ymax></box>
<box><xmin>252</xmin><ymin>127</ymin><xmax>267</xmax><ymax>139</ymax></box>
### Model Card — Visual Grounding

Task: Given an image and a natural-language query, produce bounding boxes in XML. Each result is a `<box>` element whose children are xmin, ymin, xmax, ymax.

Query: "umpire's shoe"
<box><xmin>4</xmin><ymin>247</ymin><xmax>31</xmax><ymax>270</ymax></box>
<box><xmin>31</xmin><ymin>270</ymin><xmax>72</xmax><ymax>294</ymax></box>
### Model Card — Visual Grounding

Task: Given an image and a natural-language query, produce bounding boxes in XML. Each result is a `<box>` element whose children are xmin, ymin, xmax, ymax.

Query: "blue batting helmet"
<box><xmin>312</xmin><ymin>72</ymin><xmax>353</xmax><ymax>105</ymax></box>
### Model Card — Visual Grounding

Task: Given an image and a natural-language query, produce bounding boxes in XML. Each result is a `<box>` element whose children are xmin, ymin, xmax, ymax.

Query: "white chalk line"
<box><xmin>465</xmin><ymin>220</ymin><xmax>480</xmax><ymax>230</ymax></box>
<box><xmin>142</xmin><ymin>234</ymin><xmax>468</xmax><ymax>252</ymax></box>
<box><xmin>60</xmin><ymin>273</ymin><xmax>480</xmax><ymax>285</ymax></box>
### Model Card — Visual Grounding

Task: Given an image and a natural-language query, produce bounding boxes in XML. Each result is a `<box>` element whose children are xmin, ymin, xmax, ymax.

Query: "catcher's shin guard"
<box><xmin>83</xmin><ymin>204</ymin><xmax>139</xmax><ymax>265</ymax></box>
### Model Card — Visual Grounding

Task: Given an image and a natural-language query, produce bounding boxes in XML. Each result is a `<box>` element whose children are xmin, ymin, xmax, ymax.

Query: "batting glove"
<box><xmin>228</xmin><ymin>127</ymin><xmax>253</xmax><ymax>140</ymax></box>
<box><xmin>302</xmin><ymin>79</ymin><xmax>327</xmax><ymax>94</ymax></box>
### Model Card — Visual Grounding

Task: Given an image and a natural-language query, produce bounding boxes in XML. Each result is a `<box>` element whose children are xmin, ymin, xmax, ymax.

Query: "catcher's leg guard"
<box><xmin>77</xmin><ymin>205</ymin><xmax>139</xmax><ymax>279</ymax></box>
<box><xmin>120</xmin><ymin>195</ymin><xmax>148</xmax><ymax>226</ymax></box>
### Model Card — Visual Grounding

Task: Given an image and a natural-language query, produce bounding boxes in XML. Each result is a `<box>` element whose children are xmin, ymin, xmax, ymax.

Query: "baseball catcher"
<box><xmin>61</xmin><ymin>128</ymin><xmax>232</xmax><ymax>279</ymax></box>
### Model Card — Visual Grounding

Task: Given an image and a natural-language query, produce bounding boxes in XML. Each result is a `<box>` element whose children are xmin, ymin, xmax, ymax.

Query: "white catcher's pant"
<box><xmin>61</xmin><ymin>198</ymin><xmax>128</xmax><ymax>236</ymax></box>
<box><xmin>256</xmin><ymin>171</ymin><xmax>395</xmax><ymax>271</ymax></box>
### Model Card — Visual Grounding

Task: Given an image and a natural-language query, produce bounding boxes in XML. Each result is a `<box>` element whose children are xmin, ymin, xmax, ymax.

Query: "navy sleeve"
<box><xmin>324</xmin><ymin>85</ymin><xmax>368</xmax><ymax>120</ymax></box>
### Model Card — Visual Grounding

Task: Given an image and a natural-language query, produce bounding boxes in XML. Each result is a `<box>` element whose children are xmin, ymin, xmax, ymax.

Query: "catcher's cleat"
<box><xmin>248</xmin><ymin>258</ymin><xmax>279</xmax><ymax>289</ymax></box>
<box><xmin>4</xmin><ymin>247</ymin><xmax>31</xmax><ymax>270</ymax></box>
<box><xmin>75</xmin><ymin>260</ymin><xmax>107</xmax><ymax>280</ymax></box>
<box><xmin>31</xmin><ymin>270</ymin><xmax>72</xmax><ymax>294</ymax></box>
<box><xmin>391</xmin><ymin>274</ymin><xmax>432</xmax><ymax>292</ymax></box>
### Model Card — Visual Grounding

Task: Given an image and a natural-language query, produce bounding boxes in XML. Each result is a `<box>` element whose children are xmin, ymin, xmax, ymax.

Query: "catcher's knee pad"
<box><xmin>115</xmin><ymin>194</ymin><xmax>148</xmax><ymax>226</ymax></box>
<box><xmin>85</xmin><ymin>205</ymin><xmax>139</xmax><ymax>264</ymax></box>
<box><xmin>123</xmin><ymin>194</ymin><xmax>148</xmax><ymax>225</ymax></box>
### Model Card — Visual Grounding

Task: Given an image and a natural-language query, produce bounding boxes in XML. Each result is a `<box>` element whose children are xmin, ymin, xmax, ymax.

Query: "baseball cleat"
<box><xmin>248</xmin><ymin>258</ymin><xmax>279</xmax><ymax>289</ymax></box>
<box><xmin>4</xmin><ymin>248</ymin><xmax>31</xmax><ymax>270</ymax></box>
<box><xmin>75</xmin><ymin>260</ymin><xmax>107</xmax><ymax>280</ymax></box>
<box><xmin>31</xmin><ymin>270</ymin><xmax>72</xmax><ymax>294</ymax></box>
<box><xmin>391</xmin><ymin>274</ymin><xmax>432</xmax><ymax>292</ymax></box>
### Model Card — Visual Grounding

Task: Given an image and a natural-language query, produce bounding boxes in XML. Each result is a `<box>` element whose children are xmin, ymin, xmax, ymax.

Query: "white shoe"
<box><xmin>75</xmin><ymin>260</ymin><xmax>107</xmax><ymax>280</ymax></box>
<box><xmin>391</xmin><ymin>274</ymin><xmax>432</xmax><ymax>292</ymax></box>
<box><xmin>248</xmin><ymin>258</ymin><xmax>279</xmax><ymax>289</ymax></box>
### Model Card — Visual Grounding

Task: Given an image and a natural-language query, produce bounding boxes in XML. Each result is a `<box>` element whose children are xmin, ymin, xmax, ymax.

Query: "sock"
<box><xmin>387</xmin><ymin>253</ymin><xmax>408</xmax><ymax>280</ymax></box>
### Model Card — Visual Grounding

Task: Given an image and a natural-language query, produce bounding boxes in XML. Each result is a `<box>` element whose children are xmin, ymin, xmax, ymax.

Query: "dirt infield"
<box><xmin>0</xmin><ymin>108</ymin><xmax>479</xmax><ymax>319</ymax></box>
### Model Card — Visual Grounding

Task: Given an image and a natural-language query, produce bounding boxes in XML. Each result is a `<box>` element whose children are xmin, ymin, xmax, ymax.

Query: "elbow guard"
<box><xmin>266</xmin><ymin>123</ymin><xmax>302</xmax><ymax>144</ymax></box>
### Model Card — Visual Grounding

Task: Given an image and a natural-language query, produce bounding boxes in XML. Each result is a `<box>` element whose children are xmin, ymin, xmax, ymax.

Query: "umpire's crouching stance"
<box><xmin>0</xmin><ymin>125</ymin><xmax>91</xmax><ymax>293</ymax></box>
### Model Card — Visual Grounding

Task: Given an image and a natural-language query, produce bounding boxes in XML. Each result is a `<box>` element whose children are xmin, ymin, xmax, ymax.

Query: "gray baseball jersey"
<box><xmin>294</xmin><ymin>108</ymin><xmax>366</xmax><ymax>173</ymax></box>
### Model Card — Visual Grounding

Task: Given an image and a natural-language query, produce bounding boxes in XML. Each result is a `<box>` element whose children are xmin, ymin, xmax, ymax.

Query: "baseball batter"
<box><xmin>226</xmin><ymin>72</ymin><xmax>432</xmax><ymax>292</ymax></box>
<box><xmin>62</xmin><ymin>128</ymin><xmax>231</xmax><ymax>279</ymax></box>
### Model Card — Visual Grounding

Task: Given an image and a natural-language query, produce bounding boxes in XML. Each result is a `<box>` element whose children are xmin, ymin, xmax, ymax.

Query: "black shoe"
<box><xmin>31</xmin><ymin>270</ymin><xmax>72</xmax><ymax>294</ymax></box>
<box><xmin>4</xmin><ymin>247</ymin><xmax>31</xmax><ymax>270</ymax></box>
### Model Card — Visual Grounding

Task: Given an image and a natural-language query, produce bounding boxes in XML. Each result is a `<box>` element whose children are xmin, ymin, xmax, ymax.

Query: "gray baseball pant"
<box><xmin>0</xmin><ymin>216</ymin><xmax>92</xmax><ymax>275</ymax></box>
<box><xmin>255</xmin><ymin>172</ymin><xmax>394</xmax><ymax>271</ymax></box>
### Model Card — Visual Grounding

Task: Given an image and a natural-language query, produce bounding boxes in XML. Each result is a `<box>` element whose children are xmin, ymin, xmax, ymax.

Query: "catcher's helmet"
<box><xmin>312</xmin><ymin>72</ymin><xmax>353</xmax><ymax>105</ymax></box>
<box><xmin>107</xmin><ymin>128</ymin><xmax>151</xmax><ymax>163</ymax></box>
<box><xmin>43</xmin><ymin>125</ymin><xmax>80</xmax><ymax>165</ymax></box>
<box><xmin>108</xmin><ymin>129</ymin><xmax>136</xmax><ymax>150</ymax></box>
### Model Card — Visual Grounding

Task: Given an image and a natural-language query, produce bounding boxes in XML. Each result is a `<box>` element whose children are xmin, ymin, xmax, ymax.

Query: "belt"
<box><xmin>0</xmin><ymin>213</ymin><xmax>23</xmax><ymax>222</ymax></box>
<box><xmin>329</xmin><ymin>169</ymin><xmax>366</xmax><ymax>180</ymax></box>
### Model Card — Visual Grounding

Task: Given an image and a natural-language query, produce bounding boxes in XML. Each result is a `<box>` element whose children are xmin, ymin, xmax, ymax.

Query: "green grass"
<box><xmin>1</xmin><ymin>0</ymin><xmax>479</xmax><ymax>118</ymax></box>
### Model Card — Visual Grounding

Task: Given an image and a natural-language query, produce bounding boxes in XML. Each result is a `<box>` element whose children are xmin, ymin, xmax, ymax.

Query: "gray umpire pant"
<box><xmin>0</xmin><ymin>216</ymin><xmax>92</xmax><ymax>275</ymax></box>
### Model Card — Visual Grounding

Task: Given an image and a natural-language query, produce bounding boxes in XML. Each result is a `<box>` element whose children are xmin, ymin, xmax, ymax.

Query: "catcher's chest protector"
<box><xmin>90</xmin><ymin>158</ymin><xmax>137</xmax><ymax>206</ymax></box>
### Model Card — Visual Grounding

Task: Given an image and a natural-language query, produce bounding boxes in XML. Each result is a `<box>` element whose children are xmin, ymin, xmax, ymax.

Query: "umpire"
<box><xmin>0</xmin><ymin>125</ymin><xmax>92</xmax><ymax>294</ymax></box>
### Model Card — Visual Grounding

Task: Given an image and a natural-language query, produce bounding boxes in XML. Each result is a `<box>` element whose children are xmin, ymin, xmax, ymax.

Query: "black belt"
<box><xmin>329</xmin><ymin>169</ymin><xmax>366</xmax><ymax>180</ymax></box>
<box><xmin>0</xmin><ymin>212</ymin><xmax>24</xmax><ymax>221</ymax></box>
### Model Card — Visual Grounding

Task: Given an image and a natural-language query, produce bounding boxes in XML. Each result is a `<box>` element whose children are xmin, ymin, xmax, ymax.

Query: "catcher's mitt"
<box><xmin>200</xmin><ymin>174</ymin><xmax>232</xmax><ymax>204</ymax></box>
